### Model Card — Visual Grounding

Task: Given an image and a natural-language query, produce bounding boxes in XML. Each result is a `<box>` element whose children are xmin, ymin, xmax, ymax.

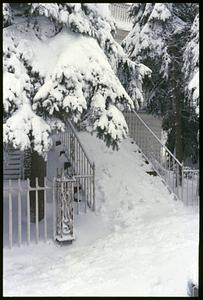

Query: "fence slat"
<box><xmin>9</xmin><ymin>179</ymin><xmax>13</xmax><ymax>249</ymax></box>
<box><xmin>35</xmin><ymin>177</ymin><xmax>39</xmax><ymax>244</ymax></box>
<box><xmin>18</xmin><ymin>179</ymin><xmax>22</xmax><ymax>247</ymax></box>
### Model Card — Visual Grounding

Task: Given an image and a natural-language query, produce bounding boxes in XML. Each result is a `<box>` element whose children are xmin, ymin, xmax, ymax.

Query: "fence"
<box><xmin>110</xmin><ymin>3</ymin><xmax>132</xmax><ymax>24</ymax></box>
<box><xmin>3</xmin><ymin>177</ymin><xmax>55</xmax><ymax>248</ymax></box>
<box><xmin>124</xmin><ymin>112</ymin><xmax>199</xmax><ymax>206</ymax></box>
<box><xmin>3</xmin><ymin>120</ymin><xmax>96</xmax><ymax>248</ymax></box>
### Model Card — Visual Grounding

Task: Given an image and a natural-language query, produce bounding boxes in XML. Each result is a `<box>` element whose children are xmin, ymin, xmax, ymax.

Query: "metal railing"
<box><xmin>110</xmin><ymin>3</ymin><xmax>132</xmax><ymax>24</ymax></box>
<box><xmin>3</xmin><ymin>177</ymin><xmax>55</xmax><ymax>248</ymax></box>
<box><xmin>3</xmin><ymin>120</ymin><xmax>96</xmax><ymax>248</ymax></box>
<box><xmin>57</xmin><ymin>120</ymin><xmax>95</xmax><ymax>212</ymax></box>
<box><xmin>124</xmin><ymin>112</ymin><xmax>199</xmax><ymax>206</ymax></box>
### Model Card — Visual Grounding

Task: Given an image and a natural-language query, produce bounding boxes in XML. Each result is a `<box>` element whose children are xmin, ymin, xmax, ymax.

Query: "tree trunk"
<box><xmin>29</xmin><ymin>151</ymin><xmax>46</xmax><ymax>223</ymax></box>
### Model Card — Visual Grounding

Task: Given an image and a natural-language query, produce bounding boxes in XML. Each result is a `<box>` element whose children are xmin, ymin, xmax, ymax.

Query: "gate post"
<box><xmin>55</xmin><ymin>172</ymin><xmax>75</xmax><ymax>243</ymax></box>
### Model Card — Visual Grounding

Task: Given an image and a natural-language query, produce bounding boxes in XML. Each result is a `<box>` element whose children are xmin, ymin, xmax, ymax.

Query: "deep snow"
<box><xmin>3</xmin><ymin>132</ymin><xmax>199</xmax><ymax>296</ymax></box>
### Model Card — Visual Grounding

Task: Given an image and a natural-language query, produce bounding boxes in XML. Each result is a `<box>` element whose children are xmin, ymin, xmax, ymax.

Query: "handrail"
<box><xmin>124</xmin><ymin>111</ymin><xmax>199</xmax><ymax>206</ymax></box>
<box><xmin>131</xmin><ymin>110</ymin><xmax>183</xmax><ymax>167</ymax></box>
<box><xmin>66</xmin><ymin>119</ymin><xmax>94</xmax><ymax>168</ymax></box>
<box><xmin>56</xmin><ymin>119</ymin><xmax>96</xmax><ymax>211</ymax></box>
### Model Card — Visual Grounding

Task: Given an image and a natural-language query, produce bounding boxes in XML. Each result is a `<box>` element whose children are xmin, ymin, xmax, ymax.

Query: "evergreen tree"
<box><xmin>3</xmin><ymin>3</ymin><xmax>13</xmax><ymax>27</ymax></box>
<box><xmin>122</xmin><ymin>3</ymin><xmax>199</xmax><ymax>165</ymax></box>
<box><xmin>183</xmin><ymin>13</ymin><xmax>199</xmax><ymax>115</ymax></box>
<box><xmin>3</xmin><ymin>3</ymin><xmax>151</xmax><ymax>154</ymax></box>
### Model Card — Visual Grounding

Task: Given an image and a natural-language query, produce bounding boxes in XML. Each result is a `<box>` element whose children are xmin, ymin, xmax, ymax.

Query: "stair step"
<box><xmin>7</xmin><ymin>158</ymin><xmax>21</xmax><ymax>161</ymax></box>
<box><xmin>7</xmin><ymin>152</ymin><xmax>22</xmax><ymax>155</ymax></box>
<box><xmin>4</xmin><ymin>175</ymin><xmax>21</xmax><ymax>180</ymax></box>
<box><xmin>4</xmin><ymin>170</ymin><xmax>21</xmax><ymax>175</ymax></box>
<box><xmin>4</xmin><ymin>167</ymin><xmax>21</xmax><ymax>170</ymax></box>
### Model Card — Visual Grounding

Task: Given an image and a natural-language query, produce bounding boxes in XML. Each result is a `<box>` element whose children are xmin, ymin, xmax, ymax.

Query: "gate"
<box><xmin>3</xmin><ymin>121</ymin><xmax>96</xmax><ymax>248</ymax></box>
<box><xmin>55</xmin><ymin>174</ymin><xmax>75</xmax><ymax>242</ymax></box>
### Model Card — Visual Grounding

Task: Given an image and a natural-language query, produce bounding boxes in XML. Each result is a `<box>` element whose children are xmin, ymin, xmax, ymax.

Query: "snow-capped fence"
<box><xmin>124</xmin><ymin>112</ymin><xmax>199</xmax><ymax>206</ymax></box>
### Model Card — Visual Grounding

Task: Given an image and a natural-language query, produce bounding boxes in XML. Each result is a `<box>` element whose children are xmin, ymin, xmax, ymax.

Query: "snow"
<box><xmin>149</xmin><ymin>3</ymin><xmax>171</xmax><ymax>22</ymax></box>
<box><xmin>4</xmin><ymin>18</ymin><xmax>135</xmax><ymax>152</ymax></box>
<box><xmin>114</xmin><ymin>19</ymin><xmax>132</xmax><ymax>31</ymax></box>
<box><xmin>188</xmin><ymin>70</ymin><xmax>199</xmax><ymax>98</ymax></box>
<box><xmin>3</xmin><ymin>132</ymin><xmax>199</xmax><ymax>296</ymax></box>
<box><xmin>3</xmin><ymin>103</ymin><xmax>53</xmax><ymax>153</ymax></box>
<box><xmin>123</xmin><ymin>3</ymin><xmax>186</xmax><ymax>79</ymax></box>
<box><xmin>86</xmin><ymin>3</ymin><xmax>111</xmax><ymax>19</ymax></box>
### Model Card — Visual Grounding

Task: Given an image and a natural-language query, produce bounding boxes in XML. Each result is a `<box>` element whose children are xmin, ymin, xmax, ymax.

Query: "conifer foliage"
<box><xmin>3</xmin><ymin>3</ymin><xmax>150</xmax><ymax>154</ymax></box>
<box><xmin>123</xmin><ymin>3</ymin><xmax>199</xmax><ymax>164</ymax></box>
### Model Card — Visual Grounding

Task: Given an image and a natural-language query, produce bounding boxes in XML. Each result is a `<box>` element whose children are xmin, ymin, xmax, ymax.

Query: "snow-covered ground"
<box><xmin>3</xmin><ymin>132</ymin><xmax>199</xmax><ymax>296</ymax></box>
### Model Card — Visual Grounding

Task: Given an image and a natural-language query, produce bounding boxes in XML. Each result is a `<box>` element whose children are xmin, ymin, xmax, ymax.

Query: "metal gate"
<box><xmin>55</xmin><ymin>174</ymin><xmax>75</xmax><ymax>242</ymax></box>
<box><xmin>3</xmin><ymin>121</ymin><xmax>96</xmax><ymax>249</ymax></box>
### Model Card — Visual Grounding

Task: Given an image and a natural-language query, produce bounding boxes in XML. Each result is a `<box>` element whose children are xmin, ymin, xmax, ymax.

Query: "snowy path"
<box><xmin>3</xmin><ymin>133</ymin><xmax>199</xmax><ymax>296</ymax></box>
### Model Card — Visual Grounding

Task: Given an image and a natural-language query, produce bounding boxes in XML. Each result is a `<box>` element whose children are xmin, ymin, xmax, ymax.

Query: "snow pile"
<box><xmin>3</xmin><ymin>132</ymin><xmax>199</xmax><ymax>296</ymax></box>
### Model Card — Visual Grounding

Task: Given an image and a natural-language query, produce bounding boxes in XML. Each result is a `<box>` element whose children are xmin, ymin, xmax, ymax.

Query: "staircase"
<box><xmin>124</xmin><ymin>111</ymin><xmax>199</xmax><ymax>206</ymax></box>
<box><xmin>3</xmin><ymin>147</ymin><xmax>24</xmax><ymax>180</ymax></box>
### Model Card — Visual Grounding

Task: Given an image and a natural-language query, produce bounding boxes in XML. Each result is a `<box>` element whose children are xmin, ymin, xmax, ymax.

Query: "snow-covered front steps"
<box><xmin>3</xmin><ymin>132</ymin><xmax>199</xmax><ymax>296</ymax></box>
